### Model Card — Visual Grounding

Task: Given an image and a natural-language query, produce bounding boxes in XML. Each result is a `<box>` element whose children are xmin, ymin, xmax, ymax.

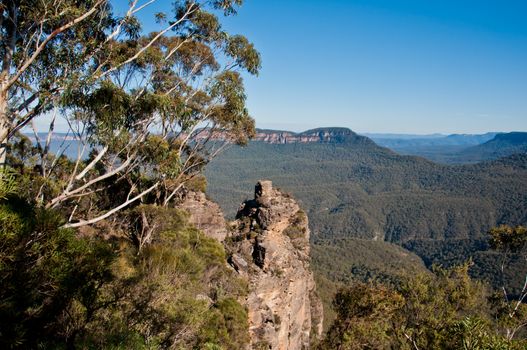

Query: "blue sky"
<box><xmin>118</xmin><ymin>0</ymin><xmax>527</xmax><ymax>134</ymax></box>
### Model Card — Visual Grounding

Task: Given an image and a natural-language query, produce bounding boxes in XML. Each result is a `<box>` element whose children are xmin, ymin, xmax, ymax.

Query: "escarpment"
<box><xmin>181</xmin><ymin>181</ymin><xmax>323</xmax><ymax>349</ymax></box>
<box><xmin>253</xmin><ymin>127</ymin><xmax>373</xmax><ymax>145</ymax></box>
<box><xmin>228</xmin><ymin>181</ymin><xmax>324</xmax><ymax>349</ymax></box>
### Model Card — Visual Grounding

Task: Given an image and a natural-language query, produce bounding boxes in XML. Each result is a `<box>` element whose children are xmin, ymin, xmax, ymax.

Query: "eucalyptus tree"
<box><xmin>0</xmin><ymin>0</ymin><xmax>109</xmax><ymax>166</ymax></box>
<box><xmin>0</xmin><ymin>0</ymin><xmax>260</xmax><ymax>228</ymax></box>
<box><xmin>489</xmin><ymin>225</ymin><xmax>527</xmax><ymax>341</ymax></box>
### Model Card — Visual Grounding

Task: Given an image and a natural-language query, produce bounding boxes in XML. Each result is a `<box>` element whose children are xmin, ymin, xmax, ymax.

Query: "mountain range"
<box><xmin>368</xmin><ymin>131</ymin><xmax>526</xmax><ymax>163</ymax></box>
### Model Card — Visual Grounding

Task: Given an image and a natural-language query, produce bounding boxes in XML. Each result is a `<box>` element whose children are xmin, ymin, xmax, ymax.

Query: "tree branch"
<box><xmin>98</xmin><ymin>2</ymin><xmax>197</xmax><ymax>79</ymax></box>
<box><xmin>5</xmin><ymin>0</ymin><xmax>105</xmax><ymax>91</ymax></box>
<box><xmin>47</xmin><ymin>155</ymin><xmax>135</xmax><ymax>208</ymax></box>
<box><xmin>74</xmin><ymin>146</ymin><xmax>108</xmax><ymax>181</ymax></box>
<box><xmin>63</xmin><ymin>182</ymin><xmax>159</xmax><ymax>228</ymax></box>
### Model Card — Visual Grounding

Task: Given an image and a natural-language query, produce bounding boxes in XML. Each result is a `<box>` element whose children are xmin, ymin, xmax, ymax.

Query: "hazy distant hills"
<box><xmin>205</xmin><ymin>128</ymin><xmax>527</xmax><ymax>291</ymax></box>
<box><xmin>366</xmin><ymin>131</ymin><xmax>526</xmax><ymax>164</ymax></box>
<box><xmin>366</xmin><ymin>132</ymin><xmax>499</xmax><ymax>146</ymax></box>
<box><xmin>454</xmin><ymin>132</ymin><xmax>527</xmax><ymax>162</ymax></box>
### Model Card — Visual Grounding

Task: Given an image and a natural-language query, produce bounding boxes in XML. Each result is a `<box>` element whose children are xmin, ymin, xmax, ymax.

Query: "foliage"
<box><xmin>320</xmin><ymin>282</ymin><xmax>404</xmax><ymax>350</ymax></box>
<box><xmin>0</xmin><ymin>2</ymin><xmax>258</xmax><ymax>349</ymax></box>
<box><xmin>0</xmin><ymin>196</ymin><xmax>249</xmax><ymax>349</ymax></box>
<box><xmin>81</xmin><ymin>211</ymin><xmax>249</xmax><ymax>349</ymax></box>
<box><xmin>0</xmin><ymin>196</ymin><xmax>115</xmax><ymax>349</ymax></box>
<box><xmin>0</xmin><ymin>167</ymin><xmax>17</xmax><ymax>200</ymax></box>
<box><xmin>447</xmin><ymin>317</ymin><xmax>523</xmax><ymax>350</ymax></box>
<box><xmin>397</xmin><ymin>263</ymin><xmax>489</xmax><ymax>348</ymax></box>
<box><xmin>185</xmin><ymin>174</ymin><xmax>208</xmax><ymax>193</ymax></box>
<box><xmin>487</xmin><ymin>225</ymin><xmax>527</xmax><ymax>341</ymax></box>
<box><xmin>283</xmin><ymin>210</ymin><xmax>308</xmax><ymax>248</ymax></box>
<box><xmin>2</xmin><ymin>0</ymin><xmax>260</xmax><ymax>228</ymax></box>
<box><xmin>311</xmin><ymin>238</ymin><xmax>428</xmax><ymax>331</ymax></box>
<box><xmin>489</xmin><ymin>225</ymin><xmax>527</xmax><ymax>252</ymax></box>
<box><xmin>319</xmin><ymin>263</ymin><xmax>527</xmax><ymax>350</ymax></box>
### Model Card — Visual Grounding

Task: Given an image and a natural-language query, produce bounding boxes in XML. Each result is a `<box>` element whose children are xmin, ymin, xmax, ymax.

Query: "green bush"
<box><xmin>0</xmin><ymin>199</ymin><xmax>250</xmax><ymax>349</ymax></box>
<box><xmin>0</xmin><ymin>197</ymin><xmax>115</xmax><ymax>349</ymax></box>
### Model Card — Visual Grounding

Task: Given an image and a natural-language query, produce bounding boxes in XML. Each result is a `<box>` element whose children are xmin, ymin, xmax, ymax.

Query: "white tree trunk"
<box><xmin>0</xmin><ymin>89</ymin><xmax>9</xmax><ymax>168</ymax></box>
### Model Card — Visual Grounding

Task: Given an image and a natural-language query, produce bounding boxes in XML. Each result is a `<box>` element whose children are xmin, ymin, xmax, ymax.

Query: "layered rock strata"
<box><xmin>253</xmin><ymin>127</ymin><xmax>357</xmax><ymax>144</ymax></box>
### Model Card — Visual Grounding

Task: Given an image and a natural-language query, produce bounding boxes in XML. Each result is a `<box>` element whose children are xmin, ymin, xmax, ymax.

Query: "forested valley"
<box><xmin>206</xmin><ymin>129</ymin><xmax>527</xmax><ymax>348</ymax></box>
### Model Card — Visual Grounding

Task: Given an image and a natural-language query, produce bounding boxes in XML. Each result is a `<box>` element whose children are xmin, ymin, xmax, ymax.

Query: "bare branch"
<box><xmin>48</xmin><ymin>155</ymin><xmax>135</xmax><ymax>208</ymax></box>
<box><xmin>63</xmin><ymin>182</ymin><xmax>159</xmax><ymax>228</ymax></box>
<box><xmin>132</xmin><ymin>0</ymin><xmax>157</xmax><ymax>15</ymax></box>
<box><xmin>74</xmin><ymin>146</ymin><xmax>108</xmax><ymax>181</ymax></box>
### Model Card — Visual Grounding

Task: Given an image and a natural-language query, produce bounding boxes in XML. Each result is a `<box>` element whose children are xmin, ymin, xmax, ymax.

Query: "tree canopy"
<box><xmin>1</xmin><ymin>0</ymin><xmax>260</xmax><ymax>227</ymax></box>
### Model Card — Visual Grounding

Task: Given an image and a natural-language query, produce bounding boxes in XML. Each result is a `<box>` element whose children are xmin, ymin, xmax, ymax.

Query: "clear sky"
<box><xmin>119</xmin><ymin>0</ymin><xmax>527</xmax><ymax>134</ymax></box>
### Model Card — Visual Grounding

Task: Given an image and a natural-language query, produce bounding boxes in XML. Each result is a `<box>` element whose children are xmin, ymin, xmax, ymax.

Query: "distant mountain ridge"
<box><xmin>364</xmin><ymin>131</ymin><xmax>526</xmax><ymax>164</ymax></box>
<box><xmin>253</xmin><ymin>127</ymin><xmax>374</xmax><ymax>145</ymax></box>
<box><xmin>454</xmin><ymin>132</ymin><xmax>527</xmax><ymax>162</ymax></box>
<box><xmin>477</xmin><ymin>132</ymin><xmax>527</xmax><ymax>148</ymax></box>
<box><xmin>252</xmin><ymin>128</ymin><xmax>527</xmax><ymax>164</ymax></box>
<box><xmin>365</xmin><ymin>132</ymin><xmax>499</xmax><ymax>146</ymax></box>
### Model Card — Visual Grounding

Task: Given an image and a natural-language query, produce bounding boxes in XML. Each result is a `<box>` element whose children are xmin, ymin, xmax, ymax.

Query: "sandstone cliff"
<box><xmin>253</xmin><ymin>127</ymin><xmax>365</xmax><ymax>144</ymax></box>
<box><xmin>228</xmin><ymin>181</ymin><xmax>323</xmax><ymax>349</ymax></box>
<box><xmin>181</xmin><ymin>182</ymin><xmax>324</xmax><ymax>349</ymax></box>
<box><xmin>186</xmin><ymin>127</ymin><xmax>373</xmax><ymax>146</ymax></box>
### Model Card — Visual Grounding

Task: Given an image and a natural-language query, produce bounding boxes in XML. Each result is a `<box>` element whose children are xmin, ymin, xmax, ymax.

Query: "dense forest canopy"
<box><xmin>206</xmin><ymin>137</ymin><xmax>527</xmax><ymax>241</ymax></box>
<box><xmin>205</xmin><ymin>136</ymin><xmax>527</xmax><ymax>293</ymax></box>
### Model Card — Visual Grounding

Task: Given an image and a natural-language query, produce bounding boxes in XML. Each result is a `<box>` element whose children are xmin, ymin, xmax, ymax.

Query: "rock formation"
<box><xmin>181</xmin><ymin>181</ymin><xmax>324</xmax><ymax>349</ymax></box>
<box><xmin>228</xmin><ymin>181</ymin><xmax>324</xmax><ymax>349</ymax></box>
<box><xmin>183</xmin><ymin>127</ymin><xmax>373</xmax><ymax>146</ymax></box>
<box><xmin>179</xmin><ymin>190</ymin><xmax>228</xmax><ymax>242</ymax></box>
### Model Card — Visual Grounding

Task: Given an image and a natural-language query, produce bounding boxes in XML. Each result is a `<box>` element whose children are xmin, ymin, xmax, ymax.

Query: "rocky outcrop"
<box><xmin>180</xmin><ymin>181</ymin><xmax>324</xmax><ymax>348</ymax></box>
<box><xmin>228</xmin><ymin>181</ymin><xmax>323</xmax><ymax>349</ymax></box>
<box><xmin>179</xmin><ymin>190</ymin><xmax>228</xmax><ymax>242</ymax></box>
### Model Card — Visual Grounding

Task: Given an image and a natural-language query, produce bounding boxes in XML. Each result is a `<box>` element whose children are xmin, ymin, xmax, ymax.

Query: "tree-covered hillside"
<box><xmin>455</xmin><ymin>132</ymin><xmax>527</xmax><ymax>163</ymax></box>
<box><xmin>311</xmin><ymin>238</ymin><xmax>430</xmax><ymax>330</ymax></box>
<box><xmin>205</xmin><ymin>132</ymin><xmax>527</xmax><ymax>292</ymax></box>
<box><xmin>206</xmin><ymin>134</ymin><xmax>527</xmax><ymax>242</ymax></box>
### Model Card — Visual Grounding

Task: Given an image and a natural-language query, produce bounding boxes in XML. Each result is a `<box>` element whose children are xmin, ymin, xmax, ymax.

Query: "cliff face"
<box><xmin>181</xmin><ymin>182</ymin><xmax>323</xmax><ymax>349</ymax></box>
<box><xmin>253</xmin><ymin>127</ymin><xmax>361</xmax><ymax>144</ymax></box>
<box><xmin>229</xmin><ymin>181</ymin><xmax>323</xmax><ymax>349</ymax></box>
